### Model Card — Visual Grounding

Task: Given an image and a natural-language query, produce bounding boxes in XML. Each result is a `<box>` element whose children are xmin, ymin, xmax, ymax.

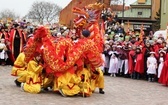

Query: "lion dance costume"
<box><xmin>12</xmin><ymin>2</ymin><xmax>105</xmax><ymax>97</ymax></box>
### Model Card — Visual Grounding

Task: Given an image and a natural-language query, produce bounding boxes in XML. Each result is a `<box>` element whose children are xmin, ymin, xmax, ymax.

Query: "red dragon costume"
<box><xmin>24</xmin><ymin>3</ymin><xmax>104</xmax><ymax>77</ymax></box>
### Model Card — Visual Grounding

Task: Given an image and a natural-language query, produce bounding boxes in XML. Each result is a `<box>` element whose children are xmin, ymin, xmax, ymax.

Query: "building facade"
<box><xmin>117</xmin><ymin>0</ymin><xmax>160</xmax><ymax>33</ymax></box>
<box><xmin>160</xmin><ymin>0</ymin><xmax>168</xmax><ymax>29</ymax></box>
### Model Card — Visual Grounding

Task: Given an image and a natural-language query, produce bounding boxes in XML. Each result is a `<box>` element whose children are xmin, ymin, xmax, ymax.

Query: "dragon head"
<box><xmin>72</xmin><ymin>7</ymin><xmax>89</xmax><ymax>28</ymax></box>
<box><xmin>72</xmin><ymin>2</ymin><xmax>104</xmax><ymax>28</ymax></box>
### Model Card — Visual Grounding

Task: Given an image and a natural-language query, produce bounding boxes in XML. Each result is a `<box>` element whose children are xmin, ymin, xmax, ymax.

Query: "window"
<box><xmin>138</xmin><ymin>12</ymin><xmax>142</xmax><ymax>15</ymax></box>
<box><xmin>138</xmin><ymin>0</ymin><xmax>146</xmax><ymax>4</ymax></box>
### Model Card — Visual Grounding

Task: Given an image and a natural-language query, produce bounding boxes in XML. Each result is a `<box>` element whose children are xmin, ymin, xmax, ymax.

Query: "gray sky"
<box><xmin>0</xmin><ymin>0</ymin><xmax>136</xmax><ymax>17</ymax></box>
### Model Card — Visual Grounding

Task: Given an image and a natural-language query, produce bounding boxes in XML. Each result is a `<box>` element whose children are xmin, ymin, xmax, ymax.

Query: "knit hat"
<box><xmin>111</xmin><ymin>31</ymin><xmax>115</xmax><ymax>35</ymax></box>
<box><xmin>82</xmin><ymin>30</ymin><xmax>90</xmax><ymax>37</ymax></box>
<box><xmin>150</xmin><ymin>52</ymin><xmax>155</xmax><ymax>54</ymax></box>
<box><xmin>13</xmin><ymin>23</ymin><xmax>19</xmax><ymax>28</ymax></box>
<box><xmin>157</xmin><ymin>39</ymin><xmax>163</xmax><ymax>44</ymax></box>
<box><xmin>159</xmin><ymin>50</ymin><xmax>166</xmax><ymax>54</ymax></box>
<box><xmin>125</xmin><ymin>36</ymin><xmax>130</xmax><ymax>39</ymax></box>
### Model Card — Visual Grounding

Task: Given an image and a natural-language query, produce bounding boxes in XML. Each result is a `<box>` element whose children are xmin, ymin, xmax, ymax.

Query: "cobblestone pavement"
<box><xmin>0</xmin><ymin>66</ymin><xmax>168</xmax><ymax>105</ymax></box>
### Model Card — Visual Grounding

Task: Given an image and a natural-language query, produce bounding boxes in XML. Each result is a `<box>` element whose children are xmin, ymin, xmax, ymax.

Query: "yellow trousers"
<box><xmin>91</xmin><ymin>68</ymin><xmax>104</xmax><ymax>91</ymax></box>
<box><xmin>23</xmin><ymin>82</ymin><xmax>41</xmax><ymax>94</ymax></box>
<box><xmin>76</xmin><ymin>68</ymin><xmax>92</xmax><ymax>96</ymax></box>
<box><xmin>41</xmin><ymin>74</ymin><xmax>54</xmax><ymax>88</ymax></box>
<box><xmin>23</xmin><ymin>75</ymin><xmax>53</xmax><ymax>94</ymax></box>
<box><xmin>61</xmin><ymin>83</ymin><xmax>80</xmax><ymax>96</ymax></box>
<box><xmin>17</xmin><ymin>71</ymin><xmax>28</xmax><ymax>83</ymax></box>
<box><xmin>53</xmin><ymin>72</ymin><xmax>80</xmax><ymax>96</ymax></box>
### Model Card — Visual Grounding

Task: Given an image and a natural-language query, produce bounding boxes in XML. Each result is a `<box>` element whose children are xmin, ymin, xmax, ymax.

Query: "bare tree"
<box><xmin>0</xmin><ymin>9</ymin><xmax>19</xmax><ymax>21</ymax></box>
<box><xmin>27</xmin><ymin>1</ymin><xmax>62</xmax><ymax>24</ymax></box>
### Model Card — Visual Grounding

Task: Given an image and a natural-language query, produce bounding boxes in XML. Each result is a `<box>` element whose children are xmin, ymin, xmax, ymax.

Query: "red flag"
<box><xmin>100</xmin><ymin>20</ymin><xmax>105</xmax><ymax>40</ymax></box>
<box><xmin>127</xmin><ymin>20</ymin><xmax>130</xmax><ymax>35</ymax></box>
<box><xmin>139</xmin><ymin>23</ymin><xmax>144</xmax><ymax>42</ymax></box>
<box><xmin>78</xmin><ymin>1</ymin><xmax>82</xmax><ymax>4</ymax></box>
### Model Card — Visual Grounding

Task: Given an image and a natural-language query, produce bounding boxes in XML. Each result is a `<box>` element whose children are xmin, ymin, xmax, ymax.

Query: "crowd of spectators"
<box><xmin>100</xmin><ymin>7</ymin><xmax>168</xmax><ymax>85</ymax></box>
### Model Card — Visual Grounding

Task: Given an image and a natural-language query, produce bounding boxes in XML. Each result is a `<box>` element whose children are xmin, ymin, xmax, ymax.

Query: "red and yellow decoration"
<box><xmin>72</xmin><ymin>2</ymin><xmax>104</xmax><ymax>52</ymax></box>
<box><xmin>24</xmin><ymin>26</ymin><xmax>103</xmax><ymax>77</ymax></box>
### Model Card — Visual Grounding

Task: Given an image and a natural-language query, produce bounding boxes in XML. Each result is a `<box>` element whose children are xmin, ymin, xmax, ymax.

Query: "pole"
<box><xmin>122</xmin><ymin>0</ymin><xmax>125</xmax><ymax>23</ymax></box>
<box><xmin>81</xmin><ymin>74</ymin><xmax>85</xmax><ymax>97</ymax></box>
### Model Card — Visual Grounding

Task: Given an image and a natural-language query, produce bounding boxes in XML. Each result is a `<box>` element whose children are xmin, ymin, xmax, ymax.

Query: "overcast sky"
<box><xmin>0</xmin><ymin>0</ymin><xmax>136</xmax><ymax>17</ymax></box>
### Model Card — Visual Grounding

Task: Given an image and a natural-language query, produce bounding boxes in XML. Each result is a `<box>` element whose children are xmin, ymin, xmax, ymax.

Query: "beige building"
<box><xmin>151</xmin><ymin>0</ymin><xmax>160</xmax><ymax>20</ymax></box>
<box><xmin>117</xmin><ymin>0</ymin><xmax>161</xmax><ymax>32</ymax></box>
<box><xmin>160</xmin><ymin>0</ymin><xmax>168</xmax><ymax>29</ymax></box>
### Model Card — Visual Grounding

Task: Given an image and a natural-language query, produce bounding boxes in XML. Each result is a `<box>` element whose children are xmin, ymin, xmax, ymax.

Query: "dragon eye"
<box><xmin>83</xmin><ymin>15</ymin><xmax>86</xmax><ymax>18</ymax></box>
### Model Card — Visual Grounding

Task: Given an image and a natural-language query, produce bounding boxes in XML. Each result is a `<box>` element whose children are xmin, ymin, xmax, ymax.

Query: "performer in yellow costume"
<box><xmin>76</xmin><ymin>66</ymin><xmax>93</xmax><ymax>97</ymax></box>
<box><xmin>22</xmin><ymin>52</ymin><xmax>43</xmax><ymax>93</ymax></box>
<box><xmin>11</xmin><ymin>51</ymin><xmax>27</xmax><ymax>87</ymax></box>
<box><xmin>22</xmin><ymin>52</ymin><xmax>53</xmax><ymax>94</ymax></box>
<box><xmin>77</xmin><ymin>65</ymin><xmax>105</xmax><ymax>96</ymax></box>
<box><xmin>90</xmin><ymin>67</ymin><xmax>105</xmax><ymax>94</ymax></box>
<box><xmin>56</xmin><ymin>71</ymin><xmax>81</xmax><ymax>97</ymax></box>
<box><xmin>76</xmin><ymin>30</ymin><xmax>105</xmax><ymax>96</ymax></box>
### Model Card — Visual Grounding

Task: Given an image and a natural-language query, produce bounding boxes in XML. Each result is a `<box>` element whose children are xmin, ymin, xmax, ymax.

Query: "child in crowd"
<box><xmin>157</xmin><ymin>50</ymin><xmax>165</xmax><ymax>80</ymax></box>
<box><xmin>147</xmin><ymin>52</ymin><xmax>157</xmax><ymax>82</ymax></box>
<box><xmin>102</xmin><ymin>42</ymin><xmax>111</xmax><ymax>74</ymax></box>
<box><xmin>0</xmin><ymin>38</ymin><xmax>8</xmax><ymax>65</ymax></box>
<box><xmin>133</xmin><ymin>47</ymin><xmax>144</xmax><ymax>79</ymax></box>
<box><xmin>108</xmin><ymin>45</ymin><xmax>118</xmax><ymax>77</ymax></box>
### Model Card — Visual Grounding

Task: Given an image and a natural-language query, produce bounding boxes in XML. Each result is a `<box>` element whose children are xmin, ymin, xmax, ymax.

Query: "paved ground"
<box><xmin>0</xmin><ymin>66</ymin><xmax>168</xmax><ymax>105</ymax></box>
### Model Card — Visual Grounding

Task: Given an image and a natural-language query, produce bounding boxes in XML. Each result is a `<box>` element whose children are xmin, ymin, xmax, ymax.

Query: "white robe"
<box><xmin>158</xmin><ymin>57</ymin><xmax>164</xmax><ymax>78</ymax></box>
<box><xmin>104</xmin><ymin>53</ymin><xmax>110</xmax><ymax>69</ymax></box>
<box><xmin>147</xmin><ymin>57</ymin><xmax>157</xmax><ymax>74</ymax></box>
<box><xmin>100</xmin><ymin>53</ymin><xmax>106</xmax><ymax>72</ymax></box>
<box><xmin>124</xmin><ymin>59</ymin><xmax>128</xmax><ymax>74</ymax></box>
<box><xmin>108</xmin><ymin>51</ymin><xmax>118</xmax><ymax>73</ymax></box>
<box><xmin>0</xmin><ymin>43</ymin><xmax>8</xmax><ymax>59</ymax></box>
<box><xmin>117</xmin><ymin>58</ymin><xmax>124</xmax><ymax>73</ymax></box>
